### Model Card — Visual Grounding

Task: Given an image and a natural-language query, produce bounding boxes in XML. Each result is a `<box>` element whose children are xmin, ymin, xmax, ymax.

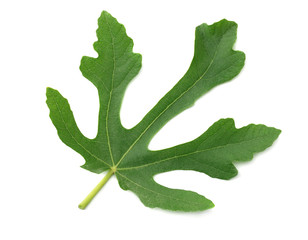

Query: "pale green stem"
<box><xmin>78</xmin><ymin>169</ymin><xmax>114</xmax><ymax>210</ymax></box>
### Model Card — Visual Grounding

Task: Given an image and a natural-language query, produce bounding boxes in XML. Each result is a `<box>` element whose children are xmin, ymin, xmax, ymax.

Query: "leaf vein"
<box><xmin>116</xmin><ymin>172</ymin><xmax>204</xmax><ymax>206</ymax></box>
<box><xmin>53</xmin><ymin>98</ymin><xmax>111</xmax><ymax>167</ymax></box>
<box><xmin>115</xmin><ymin>46</ymin><xmax>219</xmax><ymax>167</ymax></box>
<box><xmin>118</xmin><ymin>134</ymin><xmax>270</xmax><ymax>170</ymax></box>
<box><xmin>105</xmin><ymin>16</ymin><xmax>116</xmax><ymax>166</ymax></box>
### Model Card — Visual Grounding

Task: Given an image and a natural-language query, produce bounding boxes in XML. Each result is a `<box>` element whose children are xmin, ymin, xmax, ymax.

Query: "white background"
<box><xmin>1</xmin><ymin>0</ymin><xmax>307</xmax><ymax>239</ymax></box>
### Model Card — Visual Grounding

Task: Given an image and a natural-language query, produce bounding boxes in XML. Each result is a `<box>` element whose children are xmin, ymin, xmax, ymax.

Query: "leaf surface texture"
<box><xmin>46</xmin><ymin>11</ymin><xmax>280</xmax><ymax>211</ymax></box>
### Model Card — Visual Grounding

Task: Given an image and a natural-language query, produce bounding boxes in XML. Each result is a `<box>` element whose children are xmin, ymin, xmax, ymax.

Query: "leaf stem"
<box><xmin>78</xmin><ymin>169</ymin><xmax>114</xmax><ymax>210</ymax></box>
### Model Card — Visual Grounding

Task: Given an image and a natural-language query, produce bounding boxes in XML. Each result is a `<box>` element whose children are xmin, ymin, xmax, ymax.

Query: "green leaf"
<box><xmin>46</xmin><ymin>11</ymin><xmax>281</xmax><ymax>212</ymax></box>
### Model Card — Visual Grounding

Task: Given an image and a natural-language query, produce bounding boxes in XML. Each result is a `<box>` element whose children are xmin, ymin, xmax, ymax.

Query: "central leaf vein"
<box><xmin>105</xmin><ymin>16</ymin><xmax>116</xmax><ymax>166</ymax></box>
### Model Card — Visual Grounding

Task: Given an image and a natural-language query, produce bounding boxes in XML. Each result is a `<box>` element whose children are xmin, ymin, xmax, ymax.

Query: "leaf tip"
<box><xmin>46</xmin><ymin>86</ymin><xmax>52</xmax><ymax>95</ymax></box>
<box><xmin>101</xmin><ymin>10</ymin><xmax>111</xmax><ymax>17</ymax></box>
<box><xmin>272</xmin><ymin>127</ymin><xmax>282</xmax><ymax>140</ymax></box>
<box><xmin>210</xmin><ymin>201</ymin><xmax>215</xmax><ymax>209</ymax></box>
<box><xmin>195</xmin><ymin>198</ymin><xmax>215</xmax><ymax>212</ymax></box>
<box><xmin>99</xmin><ymin>10</ymin><xmax>117</xmax><ymax>25</ymax></box>
<box><xmin>46</xmin><ymin>87</ymin><xmax>58</xmax><ymax>98</ymax></box>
